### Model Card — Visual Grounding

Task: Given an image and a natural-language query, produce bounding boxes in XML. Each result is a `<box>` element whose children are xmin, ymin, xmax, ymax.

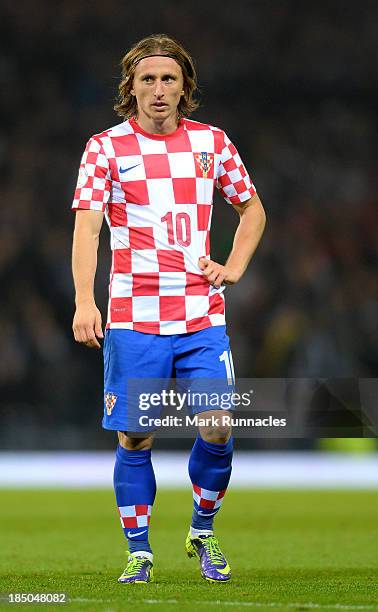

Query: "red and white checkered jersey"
<box><xmin>72</xmin><ymin>117</ymin><xmax>256</xmax><ymax>334</ymax></box>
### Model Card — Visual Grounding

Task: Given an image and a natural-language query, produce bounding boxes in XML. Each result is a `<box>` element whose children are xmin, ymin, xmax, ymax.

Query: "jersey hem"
<box><xmin>105</xmin><ymin>318</ymin><xmax>226</xmax><ymax>335</ymax></box>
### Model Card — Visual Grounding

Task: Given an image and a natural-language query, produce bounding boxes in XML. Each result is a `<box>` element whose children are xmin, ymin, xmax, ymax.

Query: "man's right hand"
<box><xmin>72</xmin><ymin>300</ymin><xmax>104</xmax><ymax>349</ymax></box>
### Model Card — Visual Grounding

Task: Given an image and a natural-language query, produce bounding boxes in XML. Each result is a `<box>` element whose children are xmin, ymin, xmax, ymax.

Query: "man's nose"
<box><xmin>154</xmin><ymin>80</ymin><xmax>164</xmax><ymax>97</ymax></box>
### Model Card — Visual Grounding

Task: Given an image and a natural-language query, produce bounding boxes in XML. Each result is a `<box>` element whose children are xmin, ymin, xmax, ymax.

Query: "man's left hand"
<box><xmin>198</xmin><ymin>257</ymin><xmax>240</xmax><ymax>288</ymax></box>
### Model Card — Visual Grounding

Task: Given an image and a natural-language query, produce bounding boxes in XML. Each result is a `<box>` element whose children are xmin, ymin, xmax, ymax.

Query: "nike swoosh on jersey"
<box><xmin>126</xmin><ymin>529</ymin><xmax>147</xmax><ymax>538</ymax></box>
<box><xmin>197</xmin><ymin>510</ymin><xmax>218</xmax><ymax>516</ymax></box>
<box><xmin>119</xmin><ymin>163</ymin><xmax>141</xmax><ymax>173</ymax></box>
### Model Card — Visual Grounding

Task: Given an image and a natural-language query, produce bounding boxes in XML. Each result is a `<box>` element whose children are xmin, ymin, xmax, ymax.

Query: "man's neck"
<box><xmin>135</xmin><ymin>113</ymin><xmax>179</xmax><ymax>135</ymax></box>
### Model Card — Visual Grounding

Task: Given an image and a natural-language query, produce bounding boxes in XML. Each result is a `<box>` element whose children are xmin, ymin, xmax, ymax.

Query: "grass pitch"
<box><xmin>0</xmin><ymin>489</ymin><xmax>377</xmax><ymax>611</ymax></box>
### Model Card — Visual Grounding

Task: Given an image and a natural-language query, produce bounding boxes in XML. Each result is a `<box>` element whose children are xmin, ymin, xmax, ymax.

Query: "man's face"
<box><xmin>131</xmin><ymin>56</ymin><xmax>185</xmax><ymax>123</ymax></box>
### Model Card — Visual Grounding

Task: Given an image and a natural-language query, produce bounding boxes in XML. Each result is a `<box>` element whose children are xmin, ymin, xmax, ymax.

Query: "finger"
<box><xmin>213</xmin><ymin>274</ymin><xmax>226</xmax><ymax>289</ymax></box>
<box><xmin>72</xmin><ymin>323</ymin><xmax>81</xmax><ymax>342</ymax></box>
<box><xmin>82</xmin><ymin>329</ymin><xmax>100</xmax><ymax>348</ymax></box>
<box><xmin>73</xmin><ymin>321</ymin><xmax>88</xmax><ymax>341</ymax></box>
<box><xmin>207</xmin><ymin>270</ymin><xmax>221</xmax><ymax>284</ymax></box>
<box><xmin>74</xmin><ymin>328</ymin><xmax>87</xmax><ymax>343</ymax></box>
<box><xmin>85</xmin><ymin>338</ymin><xmax>101</xmax><ymax>349</ymax></box>
<box><xmin>74</xmin><ymin>324</ymin><xmax>97</xmax><ymax>346</ymax></box>
<box><xmin>95</xmin><ymin>320</ymin><xmax>104</xmax><ymax>339</ymax></box>
<box><xmin>202</xmin><ymin>264</ymin><xmax>215</xmax><ymax>277</ymax></box>
<box><xmin>198</xmin><ymin>257</ymin><xmax>209</xmax><ymax>270</ymax></box>
<box><xmin>84</xmin><ymin>340</ymin><xmax>98</xmax><ymax>349</ymax></box>
<box><xmin>84</xmin><ymin>326</ymin><xmax>98</xmax><ymax>344</ymax></box>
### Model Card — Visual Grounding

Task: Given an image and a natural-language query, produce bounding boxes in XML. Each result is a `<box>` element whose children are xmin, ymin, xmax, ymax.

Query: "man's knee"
<box><xmin>198</xmin><ymin>410</ymin><xmax>232</xmax><ymax>444</ymax></box>
<box><xmin>118</xmin><ymin>431</ymin><xmax>154</xmax><ymax>451</ymax></box>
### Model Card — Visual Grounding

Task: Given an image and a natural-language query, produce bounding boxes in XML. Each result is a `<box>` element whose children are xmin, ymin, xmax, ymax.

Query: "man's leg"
<box><xmin>173</xmin><ymin>326</ymin><xmax>235</xmax><ymax>582</ymax></box>
<box><xmin>103</xmin><ymin>329</ymin><xmax>174</xmax><ymax>583</ymax></box>
<box><xmin>186</xmin><ymin>411</ymin><xmax>233</xmax><ymax>582</ymax></box>
<box><xmin>188</xmin><ymin>412</ymin><xmax>233</xmax><ymax>536</ymax></box>
<box><xmin>114</xmin><ymin>431</ymin><xmax>156</xmax><ymax>583</ymax></box>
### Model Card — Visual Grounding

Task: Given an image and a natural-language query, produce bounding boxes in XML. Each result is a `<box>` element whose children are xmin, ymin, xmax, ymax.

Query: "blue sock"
<box><xmin>188</xmin><ymin>435</ymin><xmax>233</xmax><ymax>532</ymax></box>
<box><xmin>113</xmin><ymin>445</ymin><xmax>156</xmax><ymax>554</ymax></box>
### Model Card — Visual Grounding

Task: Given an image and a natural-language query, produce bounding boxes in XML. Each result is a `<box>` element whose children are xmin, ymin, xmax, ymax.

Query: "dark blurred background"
<box><xmin>0</xmin><ymin>1</ymin><xmax>376</xmax><ymax>450</ymax></box>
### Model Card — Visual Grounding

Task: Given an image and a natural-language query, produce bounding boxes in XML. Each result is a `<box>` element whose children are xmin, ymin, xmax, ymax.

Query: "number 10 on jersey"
<box><xmin>161</xmin><ymin>211</ymin><xmax>191</xmax><ymax>247</ymax></box>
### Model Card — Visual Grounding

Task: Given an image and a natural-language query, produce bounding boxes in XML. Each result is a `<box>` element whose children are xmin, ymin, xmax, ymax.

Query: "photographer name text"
<box><xmin>139</xmin><ymin>415</ymin><xmax>287</xmax><ymax>428</ymax></box>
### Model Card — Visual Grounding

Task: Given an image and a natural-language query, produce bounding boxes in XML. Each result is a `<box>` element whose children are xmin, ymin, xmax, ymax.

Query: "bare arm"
<box><xmin>199</xmin><ymin>193</ymin><xmax>266</xmax><ymax>288</ymax></box>
<box><xmin>72</xmin><ymin>209</ymin><xmax>105</xmax><ymax>348</ymax></box>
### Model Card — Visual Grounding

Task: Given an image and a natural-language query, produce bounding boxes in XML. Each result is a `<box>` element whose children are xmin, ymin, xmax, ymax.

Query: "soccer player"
<box><xmin>71</xmin><ymin>34</ymin><xmax>266</xmax><ymax>584</ymax></box>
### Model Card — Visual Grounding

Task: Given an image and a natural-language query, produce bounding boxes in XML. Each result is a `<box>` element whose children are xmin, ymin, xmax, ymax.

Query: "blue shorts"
<box><xmin>103</xmin><ymin>325</ymin><xmax>235</xmax><ymax>432</ymax></box>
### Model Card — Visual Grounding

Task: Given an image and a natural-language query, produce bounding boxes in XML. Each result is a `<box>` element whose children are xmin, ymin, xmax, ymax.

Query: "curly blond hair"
<box><xmin>114</xmin><ymin>34</ymin><xmax>199</xmax><ymax>119</ymax></box>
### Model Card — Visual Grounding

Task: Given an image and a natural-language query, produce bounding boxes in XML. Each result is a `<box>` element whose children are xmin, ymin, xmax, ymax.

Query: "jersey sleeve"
<box><xmin>215</xmin><ymin>132</ymin><xmax>256</xmax><ymax>205</ymax></box>
<box><xmin>72</xmin><ymin>137</ymin><xmax>111</xmax><ymax>211</ymax></box>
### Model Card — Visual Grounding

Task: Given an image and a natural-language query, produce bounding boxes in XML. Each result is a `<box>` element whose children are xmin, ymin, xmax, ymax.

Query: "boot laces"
<box><xmin>201</xmin><ymin>536</ymin><xmax>224</xmax><ymax>566</ymax></box>
<box><xmin>124</xmin><ymin>555</ymin><xmax>147</xmax><ymax>576</ymax></box>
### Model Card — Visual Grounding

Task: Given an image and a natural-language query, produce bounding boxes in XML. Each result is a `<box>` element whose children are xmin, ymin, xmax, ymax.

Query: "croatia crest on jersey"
<box><xmin>195</xmin><ymin>152</ymin><xmax>214</xmax><ymax>178</ymax></box>
<box><xmin>105</xmin><ymin>392</ymin><xmax>117</xmax><ymax>415</ymax></box>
